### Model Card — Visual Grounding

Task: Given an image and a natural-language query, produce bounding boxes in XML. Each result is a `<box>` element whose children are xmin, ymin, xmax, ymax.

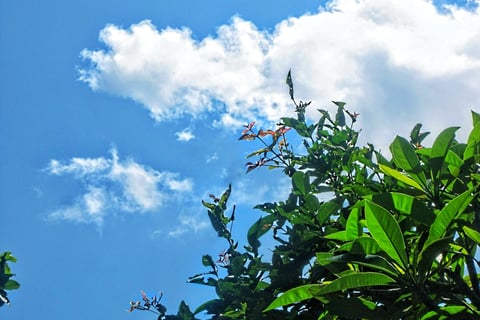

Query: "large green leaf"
<box><xmin>379</xmin><ymin>164</ymin><xmax>423</xmax><ymax>191</ymax></box>
<box><xmin>263</xmin><ymin>284</ymin><xmax>317</xmax><ymax>311</ymax></box>
<box><xmin>310</xmin><ymin>272</ymin><xmax>395</xmax><ymax>296</ymax></box>
<box><xmin>424</xmin><ymin>189</ymin><xmax>474</xmax><ymax>247</ymax></box>
<box><xmin>390</xmin><ymin>136</ymin><xmax>421</xmax><ymax>172</ymax></box>
<box><xmin>365</xmin><ymin>200</ymin><xmax>408</xmax><ymax>269</ymax></box>
<box><xmin>430</xmin><ymin>127</ymin><xmax>459</xmax><ymax>180</ymax></box>
<box><xmin>264</xmin><ymin>273</ymin><xmax>394</xmax><ymax>312</ymax></box>
<box><xmin>345</xmin><ymin>207</ymin><xmax>361</xmax><ymax>240</ymax></box>
<box><xmin>370</xmin><ymin>192</ymin><xmax>435</xmax><ymax>225</ymax></box>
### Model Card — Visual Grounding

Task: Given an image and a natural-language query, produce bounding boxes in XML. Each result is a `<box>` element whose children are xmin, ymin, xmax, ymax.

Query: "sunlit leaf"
<box><xmin>310</xmin><ymin>272</ymin><xmax>395</xmax><ymax>296</ymax></box>
<box><xmin>472</xmin><ymin>110</ymin><xmax>480</xmax><ymax>126</ymax></box>
<box><xmin>370</xmin><ymin>192</ymin><xmax>435</xmax><ymax>225</ymax></box>
<box><xmin>463</xmin><ymin>226</ymin><xmax>480</xmax><ymax>245</ymax></box>
<box><xmin>264</xmin><ymin>284</ymin><xmax>318</xmax><ymax>311</ymax></box>
<box><xmin>345</xmin><ymin>207</ymin><xmax>361</xmax><ymax>240</ymax></box>
<box><xmin>379</xmin><ymin>164</ymin><xmax>423</xmax><ymax>191</ymax></box>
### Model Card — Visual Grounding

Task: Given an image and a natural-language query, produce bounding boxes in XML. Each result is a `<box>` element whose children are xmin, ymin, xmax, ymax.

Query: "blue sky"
<box><xmin>1</xmin><ymin>0</ymin><xmax>480</xmax><ymax>319</ymax></box>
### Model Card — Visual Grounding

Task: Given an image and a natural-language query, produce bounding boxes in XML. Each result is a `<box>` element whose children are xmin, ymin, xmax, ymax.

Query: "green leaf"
<box><xmin>463</xmin><ymin>226</ymin><xmax>480</xmax><ymax>245</ymax></box>
<box><xmin>325</xmin><ymin>230</ymin><xmax>347</xmax><ymax>241</ymax></box>
<box><xmin>370</xmin><ymin>192</ymin><xmax>435</xmax><ymax>225</ymax></box>
<box><xmin>365</xmin><ymin>200</ymin><xmax>408</xmax><ymax>269</ymax></box>
<box><xmin>281</xmin><ymin>117</ymin><xmax>310</xmax><ymax>137</ymax></box>
<box><xmin>334</xmin><ymin>103</ymin><xmax>346</xmax><ymax>126</ymax></box>
<box><xmin>0</xmin><ymin>252</ymin><xmax>16</xmax><ymax>263</ymax></box>
<box><xmin>472</xmin><ymin>110</ymin><xmax>480</xmax><ymax>126</ymax></box>
<box><xmin>332</xmin><ymin>101</ymin><xmax>346</xmax><ymax>108</ymax></box>
<box><xmin>326</xmin><ymin>297</ymin><xmax>390</xmax><ymax>320</ymax></box>
<box><xmin>417</xmin><ymin>237</ymin><xmax>451</xmax><ymax>283</ymax></box>
<box><xmin>310</xmin><ymin>272</ymin><xmax>395</xmax><ymax>296</ymax></box>
<box><xmin>202</xmin><ymin>255</ymin><xmax>216</xmax><ymax>269</ymax></box>
<box><xmin>316</xmin><ymin>199</ymin><xmax>342</xmax><ymax>225</ymax></box>
<box><xmin>345</xmin><ymin>207</ymin><xmax>361</xmax><ymax>240</ymax></box>
<box><xmin>390</xmin><ymin>136</ymin><xmax>421</xmax><ymax>172</ymax></box>
<box><xmin>430</xmin><ymin>127</ymin><xmax>459</xmax><ymax>180</ymax></box>
<box><xmin>292</xmin><ymin>171</ymin><xmax>310</xmax><ymax>196</ymax></box>
<box><xmin>3</xmin><ymin>280</ymin><xmax>19</xmax><ymax>290</ymax></box>
<box><xmin>193</xmin><ymin>299</ymin><xmax>224</xmax><ymax>315</ymax></box>
<box><xmin>464</xmin><ymin>122</ymin><xmax>480</xmax><ymax>160</ymax></box>
<box><xmin>421</xmin><ymin>305</ymin><xmax>466</xmax><ymax>320</ymax></box>
<box><xmin>286</xmin><ymin>69</ymin><xmax>294</xmax><ymax>100</ymax></box>
<box><xmin>219</xmin><ymin>184</ymin><xmax>231</xmax><ymax>210</ymax></box>
<box><xmin>247</xmin><ymin>215</ymin><xmax>277</xmax><ymax>255</ymax></box>
<box><xmin>264</xmin><ymin>284</ymin><xmax>317</xmax><ymax>311</ymax></box>
<box><xmin>176</xmin><ymin>301</ymin><xmax>195</xmax><ymax>320</ymax></box>
<box><xmin>339</xmin><ymin>236</ymin><xmax>381</xmax><ymax>255</ymax></box>
<box><xmin>410</xmin><ymin>123</ymin><xmax>422</xmax><ymax>141</ymax></box>
<box><xmin>246</xmin><ymin>148</ymin><xmax>270</xmax><ymax>159</ymax></box>
<box><xmin>424</xmin><ymin>189</ymin><xmax>474</xmax><ymax>247</ymax></box>
<box><xmin>379</xmin><ymin>164</ymin><xmax>423</xmax><ymax>191</ymax></box>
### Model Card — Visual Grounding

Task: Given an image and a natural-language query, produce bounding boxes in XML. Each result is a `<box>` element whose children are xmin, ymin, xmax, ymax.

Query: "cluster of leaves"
<box><xmin>131</xmin><ymin>71</ymin><xmax>480</xmax><ymax>319</ymax></box>
<box><xmin>0</xmin><ymin>251</ymin><xmax>20</xmax><ymax>307</ymax></box>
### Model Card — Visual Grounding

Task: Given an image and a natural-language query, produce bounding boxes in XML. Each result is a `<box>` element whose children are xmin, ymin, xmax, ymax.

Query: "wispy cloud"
<box><xmin>175</xmin><ymin>128</ymin><xmax>195</xmax><ymax>142</ymax></box>
<box><xmin>79</xmin><ymin>0</ymin><xmax>480</xmax><ymax>147</ymax></box>
<box><xmin>165</xmin><ymin>214</ymin><xmax>210</xmax><ymax>237</ymax></box>
<box><xmin>45</xmin><ymin>148</ymin><xmax>193</xmax><ymax>227</ymax></box>
<box><xmin>206</xmin><ymin>152</ymin><xmax>219</xmax><ymax>164</ymax></box>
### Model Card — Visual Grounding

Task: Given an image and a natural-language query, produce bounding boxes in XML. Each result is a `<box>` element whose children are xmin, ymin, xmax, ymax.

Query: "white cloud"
<box><xmin>164</xmin><ymin>173</ymin><xmax>194</xmax><ymax>192</ymax></box>
<box><xmin>79</xmin><ymin>0</ymin><xmax>480</xmax><ymax>147</ymax></box>
<box><xmin>45</xmin><ymin>148</ymin><xmax>192</xmax><ymax>227</ymax></box>
<box><xmin>166</xmin><ymin>214</ymin><xmax>210</xmax><ymax>237</ymax></box>
<box><xmin>206</xmin><ymin>152</ymin><xmax>219</xmax><ymax>164</ymax></box>
<box><xmin>47</xmin><ymin>157</ymin><xmax>111</xmax><ymax>177</ymax></box>
<box><xmin>175</xmin><ymin>128</ymin><xmax>195</xmax><ymax>141</ymax></box>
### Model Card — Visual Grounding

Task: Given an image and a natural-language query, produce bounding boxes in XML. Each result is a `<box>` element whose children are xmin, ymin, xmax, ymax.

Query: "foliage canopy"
<box><xmin>130</xmin><ymin>71</ymin><xmax>480</xmax><ymax>319</ymax></box>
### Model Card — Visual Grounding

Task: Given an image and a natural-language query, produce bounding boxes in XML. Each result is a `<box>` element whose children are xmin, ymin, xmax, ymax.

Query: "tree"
<box><xmin>129</xmin><ymin>72</ymin><xmax>480</xmax><ymax>319</ymax></box>
<box><xmin>0</xmin><ymin>251</ymin><xmax>20</xmax><ymax>307</ymax></box>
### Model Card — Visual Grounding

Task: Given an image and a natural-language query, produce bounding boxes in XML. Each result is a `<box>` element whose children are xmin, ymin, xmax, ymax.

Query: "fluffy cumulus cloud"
<box><xmin>45</xmin><ymin>148</ymin><xmax>193</xmax><ymax>227</ymax></box>
<box><xmin>79</xmin><ymin>0</ymin><xmax>480</xmax><ymax>147</ymax></box>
